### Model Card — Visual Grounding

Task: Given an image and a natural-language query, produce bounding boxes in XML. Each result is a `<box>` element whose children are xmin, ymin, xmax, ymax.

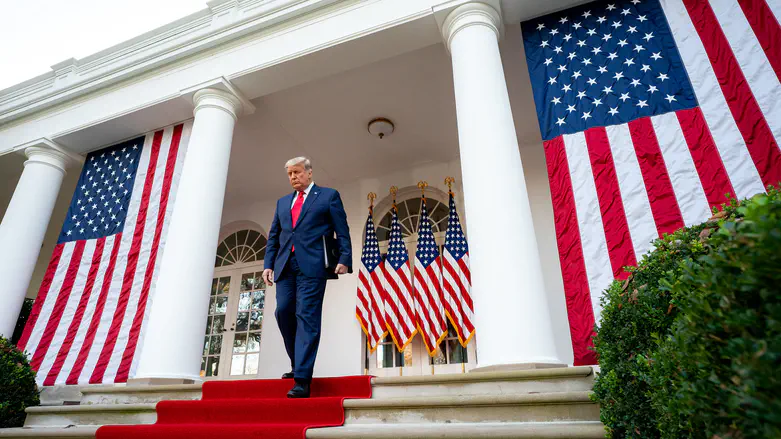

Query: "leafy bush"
<box><xmin>592</xmin><ymin>188</ymin><xmax>781</xmax><ymax>438</ymax></box>
<box><xmin>652</xmin><ymin>190</ymin><xmax>781</xmax><ymax>438</ymax></box>
<box><xmin>0</xmin><ymin>336</ymin><xmax>39</xmax><ymax>428</ymax></box>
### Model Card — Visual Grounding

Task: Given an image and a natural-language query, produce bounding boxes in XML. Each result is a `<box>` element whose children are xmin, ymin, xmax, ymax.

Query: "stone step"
<box><xmin>74</xmin><ymin>367</ymin><xmax>595</xmax><ymax>405</ymax></box>
<box><xmin>0</xmin><ymin>422</ymin><xmax>606</xmax><ymax>439</ymax></box>
<box><xmin>23</xmin><ymin>404</ymin><xmax>157</xmax><ymax>427</ymax></box>
<box><xmin>308</xmin><ymin>422</ymin><xmax>607</xmax><ymax>438</ymax></box>
<box><xmin>344</xmin><ymin>392</ymin><xmax>599</xmax><ymax>424</ymax></box>
<box><xmin>79</xmin><ymin>383</ymin><xmax>202</xmax><ymax>405</ymax></box>
<box><xmin>22</xmin><ymin>391</ymin><xmax>597</xmax><ymax>428</ymax></box>
<box><xmin>372</xmin><ymin>367</ymin><xmax>595</xmax><ymax>398</ymax></box>
<box><xmin>0</xmin><ymin>427</ymin><xmax>98</xmax><ymax>439</ymax></box>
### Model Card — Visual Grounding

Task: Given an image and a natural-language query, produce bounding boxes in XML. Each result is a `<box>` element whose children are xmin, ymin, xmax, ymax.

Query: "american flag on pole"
<box><xmin>17</xmin><ymin>121</ymin><xmax>191</xmax><ymax>385</ymax></box>
<box><xmin>355</xmin><ymin>209</ymin><xmax>388</xmax><ymax>353</ymax></box>
<box><xmin>381</xmin><ymin>206</ymin><xmax>417</xmax><ymax>351</ymax></box>
<box><xmin>412</xmin><ymin>196</ymin><xmax>447</xmax><ymax>355</ymax></box>
<box><xmin>522</xmin><ymin>0</ymin><xmax>781</xmax><ymax>365</ymax></box>
<box><xmin>441</xmin><ymin>190</ymin><xmax>474</xmax><ymax>347</ymax></box>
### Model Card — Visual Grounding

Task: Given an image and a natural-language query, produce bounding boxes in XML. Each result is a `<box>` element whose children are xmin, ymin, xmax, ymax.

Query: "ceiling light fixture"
<box><xmin>367</xmin><ymin>117</ymin><xmax>394</xmax><ymax>139</ymax></box>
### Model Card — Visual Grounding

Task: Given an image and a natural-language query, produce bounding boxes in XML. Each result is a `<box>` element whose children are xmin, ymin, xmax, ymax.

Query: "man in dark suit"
<box><xmin>262</xmin><ymin>157</ymin><xmax>352</xmax><ymax>398</ymax></box>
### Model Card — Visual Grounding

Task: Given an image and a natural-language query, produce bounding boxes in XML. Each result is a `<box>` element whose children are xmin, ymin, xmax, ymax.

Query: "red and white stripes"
<box><xmin>18</xmin><ymin>122</ymin><xmax>190</xmax><ymax>385</ymax></box>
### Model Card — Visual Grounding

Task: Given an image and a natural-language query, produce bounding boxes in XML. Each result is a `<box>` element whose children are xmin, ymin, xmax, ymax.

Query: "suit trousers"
<box><xmin>274</xmin><ymin>254</ymin><xmax>327</xmax><ymax>380</ymax></box>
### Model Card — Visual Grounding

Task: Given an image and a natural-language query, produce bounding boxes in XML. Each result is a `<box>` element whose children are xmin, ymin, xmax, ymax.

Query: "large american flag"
<box><xmin>380</xmin><ymin>207</ymin><xmax>417</xmax><ymax>351</ymax></box>
<box><xmin>522</xmin><ymin>0</ymin><xmax>781</xmax><ymax>365</ymax></box>
<box><xmin>441</xmin><ymin>191</ymin><xmax>474</xmax><ymax>347</ymax></box>
<box><xmin>355</xmin><ymin>210</ymin><xmax>388</xmax><ymax>353</ymax></box>
<box><xmin>412</xmin><ymin>197</ymin><xmax>447</xmax><ymax>355</ymax></box>
<box><xmin>18</xmin><ymin>121</ymin><xmax>191</xmax><ymax>385</ymax></box>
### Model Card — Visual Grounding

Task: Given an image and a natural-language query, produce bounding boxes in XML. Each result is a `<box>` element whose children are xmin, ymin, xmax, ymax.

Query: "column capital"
<box><xmin>16</xmin><ymin>139</ymin><xmax>82</xmax><ymax>174</ymax></box>
<box><xmin>440</xmin><ymin>1</ymin><xmax>503</xmax><ymax>52</ymax></box>
<box><xmin>181</xmin><ymin>77</ymin><xmax>255</xmax><ymax>121</ymax></box>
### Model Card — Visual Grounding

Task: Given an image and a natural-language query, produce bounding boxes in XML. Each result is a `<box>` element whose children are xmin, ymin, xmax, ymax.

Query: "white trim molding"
<box><xmin>434</xmin><ymin>0</ymin><xmax>504</xmax><ymax>52</ymax></box>
<box><xmin>0</xmin><ymin>0</ymin><xmax>341</xmax><ymax>125</ymax></box>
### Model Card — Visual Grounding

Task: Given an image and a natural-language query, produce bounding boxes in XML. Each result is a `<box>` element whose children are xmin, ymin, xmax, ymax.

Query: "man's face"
<box><xmin>287</xmin><ymin>164</ymin><xmax>312</xmax><ymax>192</ymax></box>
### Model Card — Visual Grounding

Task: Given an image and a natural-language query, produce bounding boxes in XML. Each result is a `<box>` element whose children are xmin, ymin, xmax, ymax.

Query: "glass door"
<box><xmin>201</xmin><ymin>265</ymin><xmax>267</xmax><ymax>380</ymax></box>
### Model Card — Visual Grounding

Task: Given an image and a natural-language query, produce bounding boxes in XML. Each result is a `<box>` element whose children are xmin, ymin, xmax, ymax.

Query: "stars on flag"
<box><xmin>527</xmin><ymin>0</ymin><xmax>692</xmax><ymax>136</ymax></box>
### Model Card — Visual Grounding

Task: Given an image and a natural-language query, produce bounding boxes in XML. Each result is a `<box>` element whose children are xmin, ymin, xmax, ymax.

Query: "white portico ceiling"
<box><xmin>223</xmin><ymin>23</ymin><xmax>541</xmax><ymax>208</ymax></box>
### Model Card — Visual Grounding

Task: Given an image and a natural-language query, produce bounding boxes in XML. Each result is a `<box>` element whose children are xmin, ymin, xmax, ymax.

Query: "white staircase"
<box><xmin>0</xmin><ymin>367</ymin><xmax>606</xmax><ymax>438</ymax></box>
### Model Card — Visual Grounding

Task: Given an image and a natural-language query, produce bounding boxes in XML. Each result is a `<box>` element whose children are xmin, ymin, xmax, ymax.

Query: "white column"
<box><xmin>442</xmin><ymin>2</ymin><xmax>562</xmax><ymax>369</ymax></box>
<box><xmin>136</xmin><ymin>88</ymin><xmax>243</xmax><ymax>380</ymax></box>
<box><xmin>0</xmin><ymin>145</ymin><xmax>74</xmax><ymax>338</ymax></box>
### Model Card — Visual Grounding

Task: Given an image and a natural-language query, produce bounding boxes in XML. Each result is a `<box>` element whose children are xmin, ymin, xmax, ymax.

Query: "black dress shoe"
<box><xmin>281</xmin><ymin>371</ymin><xmax>294</xmax><ymax>379</ymax></box>
<box><xmin>287</xmin><ymin>379</ymin><xmax>311</xmax><ymax>398</ymax></box>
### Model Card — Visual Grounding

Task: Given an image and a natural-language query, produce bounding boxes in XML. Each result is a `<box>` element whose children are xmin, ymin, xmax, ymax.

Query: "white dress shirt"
<box><xmin>291</xmin><ymin>181</ymin><xmax>315</xmax><ymax>209</ymax></box>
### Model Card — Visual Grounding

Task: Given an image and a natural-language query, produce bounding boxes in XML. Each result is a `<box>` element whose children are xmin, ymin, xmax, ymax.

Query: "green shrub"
<box><xmin>652</xmin><ymin>190</ymin><xmax>781</xmax><ymax>438</ymax></box>
<box><xmin>0</xmin><ymin>336</ymin><xmax>39</xmax><ymax>428</ymax></box>
<box><xmin>592</xmin><ymin>188</ymin><xmax>781</xmax><ymax>438</ymax></box>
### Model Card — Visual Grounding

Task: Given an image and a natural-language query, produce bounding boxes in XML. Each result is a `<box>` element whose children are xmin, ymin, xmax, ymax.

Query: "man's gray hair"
<box><xmin>284</xmin><ymin>156</ymin><xmax>312</xmax><ymax>170</ymax></box>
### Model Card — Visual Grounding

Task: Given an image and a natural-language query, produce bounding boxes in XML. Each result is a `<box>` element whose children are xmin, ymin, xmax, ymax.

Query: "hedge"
<box><xmin>592</xmin><ymin>188</ymin><xmax>781</xmax><ymax>438</ymax></box>
<box><xmin>0</xmin><ymin>336</ymin><xmax>39</xmax><ymax>428</ymax></box>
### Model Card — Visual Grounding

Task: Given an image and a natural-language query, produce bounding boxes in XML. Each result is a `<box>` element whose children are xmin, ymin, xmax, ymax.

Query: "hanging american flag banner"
<box><xmin>355</xmin><ymin>206</ymin><xmax>388</xmax><ymax>353</ymax></box>
<box><xmin>381</xmin><ymin>203</ymin><xmax>417</xmax><ymax>351</ymax></box>
<box><xmin>412</xmin><ymin>193</ymin><xmax>447</xmax><ymax>355</ymax></box>
<box><xmin>441</xmin><ymin>187</ymin><xmax>474</xmax><ymax>347</ymax></box>
<box><xmin>522</xmin><ymin>0</ymin><xmax>781</xmax><ymax>365</ymax></box>
<box><xmin>17</xmin><ymin>121</ymin><xmax>191</xmax><ymax>385</ymax></box>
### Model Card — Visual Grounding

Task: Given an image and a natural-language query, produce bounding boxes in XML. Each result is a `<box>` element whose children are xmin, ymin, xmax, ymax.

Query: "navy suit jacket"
<box><xmin>264</xmin><ymin>184</ymin><xmax>352</xmax><ymax>282</ymax></box>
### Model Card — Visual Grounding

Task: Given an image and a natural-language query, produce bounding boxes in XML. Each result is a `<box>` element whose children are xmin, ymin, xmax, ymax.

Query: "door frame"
<box><xmin>204</xmin><ymin>261</ymin><xmax>271</xmax><ymax>380</ymax></box>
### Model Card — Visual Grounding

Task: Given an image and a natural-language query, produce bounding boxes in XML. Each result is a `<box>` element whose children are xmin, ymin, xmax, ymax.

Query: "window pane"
<box><xmin>216</xmin><ymin>242</ymin><xmax>230</xmax><ymax>260</ymax></box>
<box><xmin>255</xmin><ymin>236</ymin><xmax>268</xmax><ymax>253</ymax></box>
<box><xmin>224</xmin><ymin>233</ymin><xmax>237</xmax><ymax>254</ymax></box>
<box><xmin>236</xmin><ymin>312</ymin><xmax>249</xmax><ymax>332</ymax></box>
<box><xmin>431</xmin><ymin>348</ymin><xmax>447</xmax><ymax>365</ymax></box>
<box><xmin>431</xmin><ymin>203</ymin><xmax>448</xmax><ymax>224</ymax></box>
<box><xmin>215</xmin><ymin>296</ymin><xmax>228</xmax><ymax>314</ymax></box>
<box><xmin>233</xmin><ymin>333</ymin><xmax>247</xmax><ymax>353</ymax></box>
<box><xmin>219</xmin><ymin>277</ymin><xmax>231</xmax><ymax>294</ymax></box>
<box><xmin>448</xmin><ymin>339</ymin><xmax>468</xmax><ymax>364</ymax></box>
<box><xmin>408</xmin><ymin>198</ymin><xmax>421</xmax><ymax>216</ymax></box>
<box><xmin>410</xmin><ymin>215</ymin><xmax>419</xmax><ymax>233</ymax></box>
<box><xmin>230</xmin><ymin>355</ymin><xmax>245</xmax><ymax>375</ymax></box>
<box><xmin>200</xmin><ymin>357</ymin><xmax>207</xmax><ymax>377</ymax></box>
<box><xmin>253</xmin><ymin>290</ymin><xmax>265</xmax><ymax>309</ymax></box>
<box><xmin>209</xmin><ymin>297</ymin><xmax>217</xmax><ymax>314</ymax></box>
<box><xmin>210</xmin><ymin>278</ymin><xmax>219</xmax><ymax>296</ymax></box>
<box><xmin>236</xmin><ymin>230</ymin><xmax>249</xmax><ymax>247</ymax></box>
<box><xmin>209</xmin><ymin>335</ymin><xmax>222</xmax><ymax>355</ymax></box>
<box><xmin>245</xmin><ymin>353</ymin><xmax>260</xmax><ymax>375</ymax></box>
<box><xmin>206</xmin><ymin>356</ymin><xmax>219</xmax><ymax>377</ymax></box>
<box><xmin>250</xmin><ymin>311</ymin><xmax>262</xmax><ymax>331</ymax></box>
<box><xmin>213</xmin><ymin>315</ymin><xmax>225</xmax><ymax>333</ymax></box>
<box><xmin>247</xmin><ymin>230</ymin><xmax>261</xmax><ymax>248</ymax></box>
<box><xmin>248</xmin><ymin>332</ymin><xmax>261</xmax><ymax>352</ymax></box>
<box><xmin>397</xmin><ymin>202</ymin><xmax>409</xmax><ymax>221</ymax></box>
<box><xmin>238</xmin><ymin>291</ymin><xmax>251</xmax><ymax>310</ymax></box>
<box><xmin>202</xmin><ymin>337</ymin><xmax>209</xmax><ymax>355</ymax></box>
<box><xmin>205</xmin><ymin>316</ymin><xmax>213</xmax><ymax>334</ymax></box>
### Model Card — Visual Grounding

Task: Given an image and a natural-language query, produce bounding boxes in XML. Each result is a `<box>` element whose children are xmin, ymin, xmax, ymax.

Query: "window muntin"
<box><xmin>215</xmin><ymin>229</ymin><xmax>267</xmax><ymax>267</ymax></box>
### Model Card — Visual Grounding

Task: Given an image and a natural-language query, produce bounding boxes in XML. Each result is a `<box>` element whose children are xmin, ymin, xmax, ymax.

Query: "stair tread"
<box><xmin>0</xmin><ymin>422</ymin><xmax>606</xmax><ymax>438</ymax></box>
<box><xmin>26</xmin><ymin>404</ymin><xmax>156</xmax><ymax>413</ymax></box>
<box><xmin>307</xmin><ymin>421</ymin><xmax>606</xmax><ymax>438</ymax></box>
<box><xmin>373</xmin><ymin>367</ymin><xmax>593</xmax><ymax>386</ymax></box>
<box><xmin>0</xmin><ymin>426</ymin><xmax>99</xmax><ymax>437</ymax></box>
<box><xmin>345</xmin><ymin>391</ymin><xmax>595</xmax><ymax>407</ymax></box>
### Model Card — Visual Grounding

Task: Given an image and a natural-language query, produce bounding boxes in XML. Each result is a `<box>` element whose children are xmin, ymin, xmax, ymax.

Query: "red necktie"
<box><xmin>291</xmin><ymin>191</ymin><xmax>305</xmax><ymax>251</ymax></box>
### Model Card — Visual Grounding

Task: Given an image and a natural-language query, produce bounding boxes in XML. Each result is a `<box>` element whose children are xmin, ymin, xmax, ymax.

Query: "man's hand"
<box><xmin>334</xmin><ymin>264</ymin><xmax>348</xmax><ymax>275</ymax></box>
<box><xmin>262</xmin><ymin>269</ymin><xmax>274</xmax><ymax>286</ymax></box>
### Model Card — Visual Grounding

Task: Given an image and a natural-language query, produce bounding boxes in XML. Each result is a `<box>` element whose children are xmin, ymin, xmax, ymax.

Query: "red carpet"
<box><xmin>96</xmin><ymin>376</ymin><xmax>373</xmax><ymax>439</ymax></box>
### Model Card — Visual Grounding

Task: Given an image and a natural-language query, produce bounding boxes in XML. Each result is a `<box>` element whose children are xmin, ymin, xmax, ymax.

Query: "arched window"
<box><xmin>375</xmin><ymin>196</ymin><xmax>449</xmax><ymax>242</ymax></box>
<box><xmin>215</xmin><ymin>229</ymin><xmax>267</xmax><ymax>267</ymax></box>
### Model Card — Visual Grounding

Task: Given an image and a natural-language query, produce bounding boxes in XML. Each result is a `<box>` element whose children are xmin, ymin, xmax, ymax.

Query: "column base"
<box><xmin>469</xmin><ymin>362</ymin><xmax>568</xmax><ymax>373</ymax></box>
